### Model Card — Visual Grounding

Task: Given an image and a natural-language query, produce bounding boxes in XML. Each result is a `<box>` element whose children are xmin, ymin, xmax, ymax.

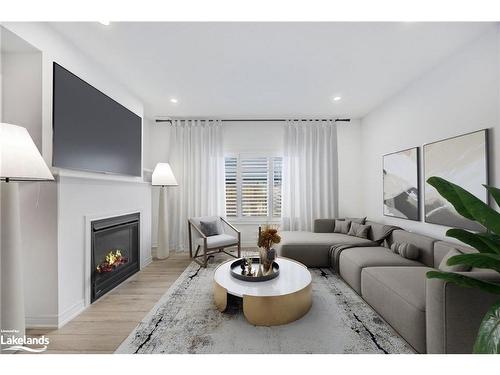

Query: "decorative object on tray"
<box><xmin>246</xmin><ymin>256</ymin><xmax>254</xmax><ymax>276</ymax></box>
<box><xmin>229</xmin><ymin>257</ymin><xmax>280</xmax><ymax>282</ymax></box>
<box><xmin>258</xmin><ymin>225</ymin><xmax>281</xmax><ymax>275</ymax></box>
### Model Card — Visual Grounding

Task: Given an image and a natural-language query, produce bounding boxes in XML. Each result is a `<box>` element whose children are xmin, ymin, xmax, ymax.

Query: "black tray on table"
<box><xmin>230</xmin><ymin>257</ymin><xmax>279</xmax><ymax>282</ymax></box>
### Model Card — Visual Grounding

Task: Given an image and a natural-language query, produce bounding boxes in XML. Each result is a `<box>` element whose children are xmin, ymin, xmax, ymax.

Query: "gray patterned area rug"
<box><xmin>116</xmin><ymin>257</ymin><xmax>414</xmax><ymax>354</ymax></box>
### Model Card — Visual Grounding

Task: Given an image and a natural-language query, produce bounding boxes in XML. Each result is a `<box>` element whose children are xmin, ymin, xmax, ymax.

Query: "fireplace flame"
<box><xmin>96</xmin><ymin>249</ymin><xmax>128</xmax><ymax>273</ymax></box>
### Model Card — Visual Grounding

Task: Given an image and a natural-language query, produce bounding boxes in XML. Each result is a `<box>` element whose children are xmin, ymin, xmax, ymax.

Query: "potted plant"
<box><xmin>426</xmin><ymin>176</ymin><xmax>500</xmax><ymax>353</ymax></box>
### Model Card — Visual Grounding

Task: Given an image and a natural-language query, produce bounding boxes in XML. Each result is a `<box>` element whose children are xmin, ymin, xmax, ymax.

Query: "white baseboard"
<box><xmin>26</xmin><ymin>314</ymin><xmax>59</xmax><ymax>329</ymax></box>
<box><xmin>58</xmin><ymin>299</ymin><xmax>86</xmax><ymax>328</ymax></box>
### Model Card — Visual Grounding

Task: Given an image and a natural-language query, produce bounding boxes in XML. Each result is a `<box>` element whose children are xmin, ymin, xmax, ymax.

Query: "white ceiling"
<box><xmin>48</xmin><ymin>22</ymin><xmax>493</xmax><ymax>119</ymax></box>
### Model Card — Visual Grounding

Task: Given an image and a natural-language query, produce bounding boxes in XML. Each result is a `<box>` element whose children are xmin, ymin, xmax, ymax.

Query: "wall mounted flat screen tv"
<box><xmin>53</xmin><ymin>62</ymin><xmax>142</xmax><ymax>176</ymax></box>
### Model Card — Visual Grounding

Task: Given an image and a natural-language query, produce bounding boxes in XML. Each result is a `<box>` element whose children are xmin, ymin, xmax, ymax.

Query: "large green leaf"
<box><xmin>446</xmin><ymin>253</ymin><xmax>500</xmax><ymax>273</ymax></box>
<box><xmin>427</xmin><ymin>177</ymin><xmax>476</xmax><ymax>221</ymax></box>
<box><xmin>484</xmin><ymin>185</ymin><xmax>500</xmax><ymax>208</ymax></box>
<box><xmin>427</xmin><ymin>177</ymin><xmax>500</xmax><ymax>235</ymax></box>
<box><xmin>473</xmin><ymin>300</ymin><xmax>500</xmax><ymax>354</ymax></box>
<box><xmin>426</xmin><ymin>271</ymin><xmax>500</xmax><ymax>294</ymax></box>
<box><xmin>446</xmin><ymin>228</ymin><xmax>500</xmax><ymax>254</ymax></box>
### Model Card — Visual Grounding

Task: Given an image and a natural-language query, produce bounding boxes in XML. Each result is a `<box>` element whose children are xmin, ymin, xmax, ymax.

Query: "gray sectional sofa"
<box><xmin>274</xmin><ymin>218</ymin><xmax>500</xmax><ymax>354</ymax></box>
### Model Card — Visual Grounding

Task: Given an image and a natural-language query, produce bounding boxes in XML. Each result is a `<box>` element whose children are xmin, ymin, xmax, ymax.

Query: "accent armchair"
<box><xmin>188</xmin><ymin>216</ymin><xmax>241</xmax><ymax>267</ymax></box>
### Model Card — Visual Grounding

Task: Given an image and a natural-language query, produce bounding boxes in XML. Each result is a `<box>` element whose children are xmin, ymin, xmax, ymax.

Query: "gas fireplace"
<box><xmin>91</xmin><ymin>213</ymin><xmax>140</xmax><ymax>302</ymax></box>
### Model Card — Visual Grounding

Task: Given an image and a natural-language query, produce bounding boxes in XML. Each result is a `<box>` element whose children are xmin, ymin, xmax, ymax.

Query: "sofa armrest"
<box><xmin>426</xmin><ymin>271</ymin><xmax>500</xmax><ymax>354</ymax></box>
<box><xmin>313</xmin><ymin>219</ymin><xmax>336</xmax><ymax>233</ymax></box>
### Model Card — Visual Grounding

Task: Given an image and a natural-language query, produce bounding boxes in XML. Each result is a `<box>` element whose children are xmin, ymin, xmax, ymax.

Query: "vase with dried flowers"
<box><xmin>257</xmin><ymin>225</ymin><xmax>281</xmax><ymax>275</ymax></box>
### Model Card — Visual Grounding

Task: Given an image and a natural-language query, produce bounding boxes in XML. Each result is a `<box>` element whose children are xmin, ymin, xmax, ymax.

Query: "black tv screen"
<box><xmin>53</xmin><ymin>63</ymin><xmax>142</xmax><ymax>176</ymax></box>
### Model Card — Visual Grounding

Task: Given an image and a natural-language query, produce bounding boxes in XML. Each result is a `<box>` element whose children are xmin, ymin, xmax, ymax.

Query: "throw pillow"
<box><xmin>334</xmin><ymin>219</ymin><xmax>351</xmax><ymax>234</ymax></box>
<box><xmin>346</xmin><ymin>217</ymin><xmax>367</xmax><ymax>225</ymax></box>
<box><xmin>347</xmin><ymin>222</ymin><xmax>371</xmax><ymax>239</ymax></box>
<box><xmin>439</xmin><ymin>248</ymin><xmax>471</xmax><ymax>272</ymax></box>
<box><xmin>390</xmin><ymin>242</ymin><xmax>399</xmax><ymax>253</ymax></box>
<box><xmin>200</xmin><ymin>220</ymin><xmax>220</xmax><ymax>237</ymax></box>
<box><xmin>390</xmin><ymin>241</ymin><xmax>419</xmax><ymax>260</ymax></box>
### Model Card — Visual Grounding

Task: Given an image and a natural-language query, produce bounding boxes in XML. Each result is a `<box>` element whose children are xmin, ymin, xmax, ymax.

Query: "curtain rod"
<box><xmin>155</xmin><ymin>118</ymin><xmax>351</xmax><ymax>124</ymax></box>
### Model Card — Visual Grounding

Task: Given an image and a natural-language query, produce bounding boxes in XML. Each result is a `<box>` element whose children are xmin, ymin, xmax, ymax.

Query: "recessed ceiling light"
<box><xmin>99</xmin><ymin>21</ymin><xmax>110</xmax><ymax>26</ymax></box>
<box><xmin>333</xmin><ymin>96</ymin><xmax>342</xmax><ymax>102</ymax></box>
<box><xmin>170</xmin><ymin>98</ymin><xmax>179</xmax><ymax>104</ymax></box>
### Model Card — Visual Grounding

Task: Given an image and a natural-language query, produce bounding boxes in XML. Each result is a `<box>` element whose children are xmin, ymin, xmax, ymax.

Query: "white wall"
<box><xmin>358</xmin><ymin>25</ymin><xmax>500</xmax><ymax>240</ymax></box>
<box><xmin>2</xmin><ymin>23</ymin><xmax>151</xmax><ymax>327</ymax></box>
<box><xmin>1</xmin><ymin>53</ymin><xmax>42</xmax><ymax>148</ymax></box>
<box><xmin>0</xmin><ymin>42</ymin><xmax>58</xmax><ymax>327</ymax></box>
<box><xmin>148</xmin><ymin>120</ymin><xmax>358</xmax><ymax>248</ymax></box>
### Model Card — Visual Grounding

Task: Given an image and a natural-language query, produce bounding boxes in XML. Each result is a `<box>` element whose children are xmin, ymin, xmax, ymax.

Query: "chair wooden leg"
<box><xmin>194</xmin><ymin>245</ymin><xmax>201</xmax><ymax>258</ymax></box>
<box><xmin>203</xmin><ymin>245</ymin><xmax>208</xmax><ymax>268</ymax></box>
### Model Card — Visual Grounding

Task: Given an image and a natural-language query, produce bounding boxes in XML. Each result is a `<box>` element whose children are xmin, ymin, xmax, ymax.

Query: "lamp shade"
<box><xmin>1</xmin><ymin>123</ymin><xmax>54</xmax><ymax>181</ymax></box>
<box><xmin>152</xmin><ymin>162</ymin><xmax>178</xmax><ymax>186</ymax></box>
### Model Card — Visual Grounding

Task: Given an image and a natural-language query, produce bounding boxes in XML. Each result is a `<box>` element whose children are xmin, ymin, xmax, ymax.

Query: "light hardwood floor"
<box><xmin>27</xmin><ymin>253</ymin><xmax>192</xmax><ymax>354</ymax></box>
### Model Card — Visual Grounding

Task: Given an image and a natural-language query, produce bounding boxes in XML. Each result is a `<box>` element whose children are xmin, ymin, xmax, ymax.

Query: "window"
<box><xmin>224</xmin><ymin>155</ymin><xmax>282</xmax><ymax>219</ymax></box>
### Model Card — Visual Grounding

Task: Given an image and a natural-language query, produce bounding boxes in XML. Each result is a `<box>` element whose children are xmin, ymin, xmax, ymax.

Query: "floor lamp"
<box><xmin>152</xmin><ymin>163</ymin><xmax>178</xmax><ymax>259</ymax></box>
<box><xmin>0</xmin><ymin>123</ymin><xmax>54</xmax><ymax>343</ymax></box>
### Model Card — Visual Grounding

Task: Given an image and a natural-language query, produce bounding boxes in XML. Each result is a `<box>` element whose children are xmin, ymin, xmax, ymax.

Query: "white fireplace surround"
<box><xmin>84</xmin><ymin>209</ymin><xmax>149</xmax><ymax>307</ymax></box>
<box><xmin>55</xmin><ymin>173</ymin><xmax>152</xmax><ymax>329</ymax></box>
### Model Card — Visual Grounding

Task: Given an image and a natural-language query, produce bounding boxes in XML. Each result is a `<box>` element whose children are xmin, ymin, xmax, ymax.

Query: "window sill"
<box><xmin>226</xmin><ymin>217</ymin><xmax>281</xmax><ymax>225</ymax></box>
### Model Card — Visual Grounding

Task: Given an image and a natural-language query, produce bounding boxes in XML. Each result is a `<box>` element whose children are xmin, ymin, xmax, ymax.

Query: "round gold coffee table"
<box><xmin>213</xmin><ymin>257</ymin><xmax>312</xmax><ymax>326</ymax></box>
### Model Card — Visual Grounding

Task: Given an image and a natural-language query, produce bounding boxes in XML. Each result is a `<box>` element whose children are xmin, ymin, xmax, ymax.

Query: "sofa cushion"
<box><xmin>346</xmin><ymin>217</ymin><xmax>367</xmax><ymax>225</ymax></box>
<box><xmin>361</xmin><ymin>266</ymin><xmax>433</xmax><ymax>353</ymax></box>
<box><xmin>365</xmin><ymin>221</ymin><xmax>400</xmax><ymax>242</ymax></box>
<box><xmin>339</xmin><ymin>246</ymin><xmax>423</xmax><ymax>294</ymax></box>
<box><xmin>389</xmin><ymin>230</ymin><xmax>436</xmax><ymax>267</ymax></box>
<box><xmin>433</xmin><ymin>241</ymin><xmax>476</xmax><ymax>268</ymax></box>
<box><xmin>276</xmin><ymin>231</ymin><xmax>372</xmax><ymax>267</ymax></box>
<box><xmin>334</xmin><ymin>219</ymin><xmax>351</xmax><ymax>234</ymax></box>
<box><xmin>390</xmin><ymin>242</ymin><xmax>419</xmax><ymax>260</ymax></box>
<box><xmin>438</xmin><ymin>248</ymin><xmax>471</xmax><ymax>272</ymax></box>
<box><xmin>347</xmin><ymin>222</ymin><xmax>370</xmax><ymax>239</ymax></box>
<box><xmin>313</xmin><ymin>219</ymin><xmax>336</xmax><ymax>233</ymax></box>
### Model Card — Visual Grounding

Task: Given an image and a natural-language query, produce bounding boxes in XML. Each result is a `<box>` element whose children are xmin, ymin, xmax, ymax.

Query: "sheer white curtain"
<box><xmin>281</xmin><ymin>120</ymin><xmax>339</xmax><ymax>231</ymax></box>
<box><xmin>167</xmin><ymin>119</ymin><xmax>225</xmax><ymax>251</ymax></box>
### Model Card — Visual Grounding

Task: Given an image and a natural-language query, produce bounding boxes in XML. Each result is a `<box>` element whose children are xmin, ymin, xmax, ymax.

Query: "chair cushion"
<box><xmin>339</xmin><ymin>246</ymin><xmax>423</xmax><ymax>294</ymax></box>
<box><xmin>200</xmin><ymin>219</ymin><xmax>221</xmax><ymax>237</ymax></box>
<box><xmin>197</xmin><ymin>234</ymin><xmax>238</xmax><ymax>249</ymax></box>
<box><xmin>191</xmin><ymin>216</ymin><xmax>224</xmax><ymax>234</ymax></box>
<box><xmin>361</xmin><ymin>266</ymin><xmax>433</xmax><ymax>353</ymax></box>
<box><xmin>275</xmin><ymin>231</ymin><xmax>373</xmax><ymax>267</ymax></box>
